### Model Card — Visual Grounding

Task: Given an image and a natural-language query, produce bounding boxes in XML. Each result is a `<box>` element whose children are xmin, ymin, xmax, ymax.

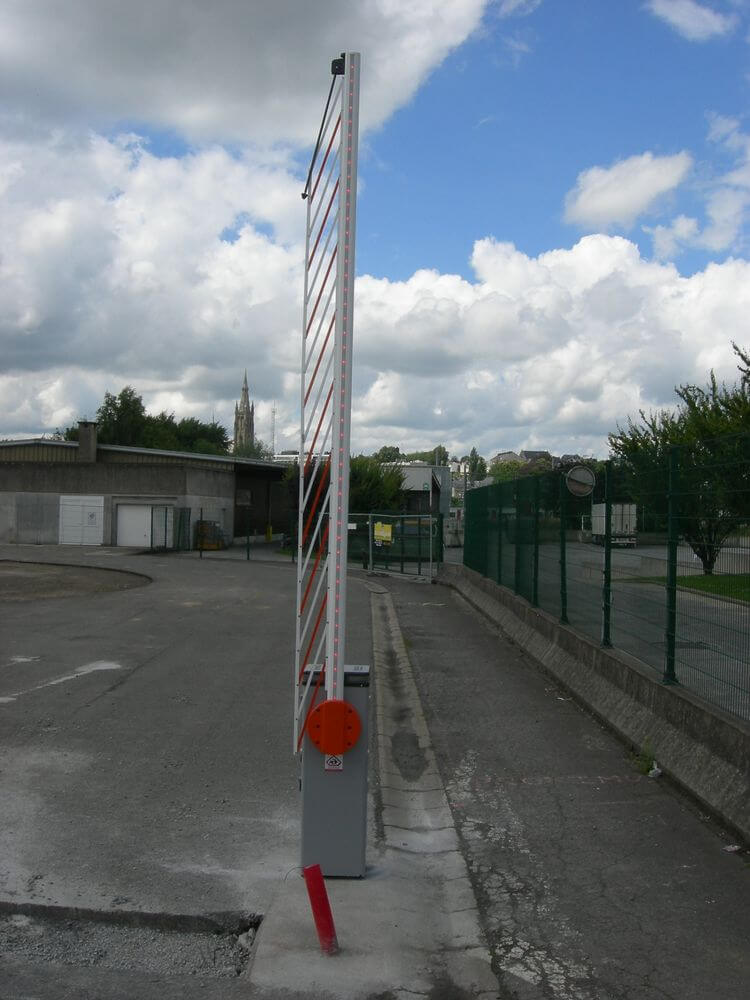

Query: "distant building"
<box><xmin>0</xmin><ymin>422</ymin><xmax>287</xmax><ymax>547</ymax></box>
<box><xmin>396</xmin><ymin>463</ymin><xmax>452</xmax><ymax>516</ymax></box>
<box><xmin>490</xmin><ymin>450</ymin><xmax>521</xmax><ymax>465</ymax></box>
<box><xmin>233</xmin><ymin>371</ymin><xmax>255</xmax><ymax>451</ymax></box>
<box><xmin>519</xmin><ymin>450</ymin><xmax>551</xmax><ymax>464</ymax></box>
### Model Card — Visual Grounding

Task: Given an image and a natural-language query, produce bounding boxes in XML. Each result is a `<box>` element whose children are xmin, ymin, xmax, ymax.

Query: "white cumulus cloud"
<box><xmin>0</xmin><ymin>0</ymin><xmax>488</xmax><ymax>145</ymax></box>
<box><xmin>564</xmin><ymin>151</ymin><xmax>693</xmax><ymax>230</ymax></box>
<box><xmin>644</xmin><ymin>116</ymin><xmax>750</xmax><ymax>257</ymax></box>
<box><xmin>646</xmin><ymin>0</ymin><xmax>738</xmax><ymax>41</ymax></box>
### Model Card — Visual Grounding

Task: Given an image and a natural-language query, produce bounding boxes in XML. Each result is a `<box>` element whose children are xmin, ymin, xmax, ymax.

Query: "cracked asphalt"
<box><xmin>386</xmin><ymin>576</ymin><xmax>750</xmax><ymax>1000</ymax></box>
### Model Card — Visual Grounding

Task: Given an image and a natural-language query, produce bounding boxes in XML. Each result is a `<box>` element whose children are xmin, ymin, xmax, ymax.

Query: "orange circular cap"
<box><xmin>308</xmin><ymin>699</ymin><xmax>362</xmax><ymax>755</ymax></box>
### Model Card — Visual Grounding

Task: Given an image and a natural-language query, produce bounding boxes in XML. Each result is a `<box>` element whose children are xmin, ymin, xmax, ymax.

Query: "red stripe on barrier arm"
<box><xmin>310</xmin><ymin>115</ymin><xmax>341</xmax><ymax>204</ymax></box>
<box><xmin>306</xmin><ymin>247</ymin><xmax>337</xmax><ymax>336</ymax></box>
<box><xmin>304</xmin><ymin>315</ymin><xmax>335</xmax><ymax>406</ymax></box>
<box><xmin>301</xmin><ymin>522</ymin><xmax>329</xmax><ymax>613</ymax></box>
<box><xmin>297</xmin><ymin>667</ymin><xmax>325</xmax><ymax>751</ymax></box>
<box><xmin>309</xmin><ymin>179</ymin><xmax>339</xmax><ymax>265</ymax></box>
<box><xmin>304</xmin><ymin>384</ymin><xmax>334</xmax><ymax>478</ymax></box>
<box><xmin>302</xmin><ymin>459</ymin><xmax>330</xmax><ymax>545</ymax></box>
<box><xmin>303</xmin><ymin>864</ymin><xmax>339</xmax><ymax>955</ymax></box>
<box><xmin>298</xmin><ymin>595</ymin><xmax>327</xmax><ymax>687</ymax></box>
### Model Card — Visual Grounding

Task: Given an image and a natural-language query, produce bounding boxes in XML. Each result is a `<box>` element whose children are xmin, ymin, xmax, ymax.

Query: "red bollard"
<box><xmin>302</xmin><ymin>863</ymin><xmax>339</xmax><ymax>955</ymax></box>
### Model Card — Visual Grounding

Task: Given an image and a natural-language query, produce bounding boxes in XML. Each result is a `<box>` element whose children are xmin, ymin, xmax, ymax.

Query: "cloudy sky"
<box><xmin>2</xmin><ymin>0</ymin><xmax>749</xmax><ymax>459</ymax></box>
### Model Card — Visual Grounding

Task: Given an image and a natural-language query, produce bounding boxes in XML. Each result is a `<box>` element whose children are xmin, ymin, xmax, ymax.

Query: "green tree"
<box><xmin>234</xmin><ymin>438</ymin><xmax>274</xmax><ymax>460</ymax></box>
<box><xmin>404</xmin><ymin>445</ymin><xmax>448</xmax><ymax>465</ymax></box>
<box><xmin>489</xmin><ymin>458</ymin><xmax>528</xmax><ymax>483</ymax></box>
<box><xmin>176</xmin><ymin>417</ymin><xmax>229</xmax><ymax>454</ymax></box>
<box><xmin>373</xmin><ymin>445</ymin><xmax>402</xmax><ymax>463</ymax></box>
<box><xmin>349</xmin><ymin>456</ymin><xmax>405</xmax><ymax>512</ymax></box>
<box><xmin>95</xmin><ymin>387</ymin><xmax>148</xmax><ymax>446</ymax></box>
<box><xmin>143</xmin><ymin>411</ymin><xmax>180</xmax><ymax>451</ymax></box>
<box><xmin>467</xmin><ymin>447</ymin><xmax>487</xmax><ymax>483</ymax></box>
<box><xmin>609</xmin><ymin>344</ymin><xmax>750</xmax><ymax>574</ymax></box>
<box><xmin>64</xmin><ymin>387</ymin><xmax>231</xmax><ymax>454</ymax></box>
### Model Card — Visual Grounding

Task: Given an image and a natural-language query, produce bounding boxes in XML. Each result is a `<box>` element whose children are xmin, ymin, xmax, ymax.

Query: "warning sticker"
<box><xmin>325</xmin><ymin>754</ymin><xmax>343</xmax><ymax>771</ymax></box>
<box><xmin>374</xmin><ymin>522</ymin><xmax>392</xmax><ymax>545</ymax></box>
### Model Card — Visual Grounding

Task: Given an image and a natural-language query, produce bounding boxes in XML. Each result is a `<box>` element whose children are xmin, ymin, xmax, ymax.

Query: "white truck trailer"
<box><xmin>591</xmin><ymin>503</ymin><xmax>637</xmax><ymax>547</ymax></box>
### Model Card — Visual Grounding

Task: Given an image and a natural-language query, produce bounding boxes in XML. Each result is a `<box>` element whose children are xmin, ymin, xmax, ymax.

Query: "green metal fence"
<box><xmin>348</xmin><ymin>512</ymin><xmax>443</xmax><ymax>576</ymax></box>
<box><xmin>464</xmin><ymin>437</ymin><xmax>750</xmax><ymax>722</ymax></box>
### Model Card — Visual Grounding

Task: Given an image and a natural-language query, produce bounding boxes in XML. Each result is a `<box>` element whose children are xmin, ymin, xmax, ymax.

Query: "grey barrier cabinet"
<box><xmin>300</xmin><ymin>665</ymin><xmax>370</xmax><ymax>877</ymax></box>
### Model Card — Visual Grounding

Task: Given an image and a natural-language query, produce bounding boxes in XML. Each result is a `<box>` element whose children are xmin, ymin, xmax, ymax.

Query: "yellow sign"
<box><xmin>373</xmin><ymin>521</ymin><xmax>392</xmax><ymax>545</ymax></box>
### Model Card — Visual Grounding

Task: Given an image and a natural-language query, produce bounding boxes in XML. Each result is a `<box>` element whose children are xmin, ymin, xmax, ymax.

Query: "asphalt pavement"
<box><xmin>0</xmin><ymin>543</ymin><xmax>748</xmax><ymax>999</ymax></box>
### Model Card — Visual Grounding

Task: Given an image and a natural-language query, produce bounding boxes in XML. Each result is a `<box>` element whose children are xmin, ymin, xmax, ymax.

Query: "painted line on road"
<box><xmin>0</xmin><ymin>661</ymin><xmax>122</xmax><ymax>704</ymax></box>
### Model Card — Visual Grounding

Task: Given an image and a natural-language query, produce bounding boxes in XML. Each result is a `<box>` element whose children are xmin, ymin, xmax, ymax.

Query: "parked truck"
<box><xmin>591</xmin><ymin>503</ymin><xmax>637</xmax><ymax>547</ymax></box>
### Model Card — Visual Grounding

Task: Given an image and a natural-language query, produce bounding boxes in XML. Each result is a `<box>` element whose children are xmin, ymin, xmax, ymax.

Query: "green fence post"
<box><xmin>602</xmin><ymin>463</ymin><xmax>612</xmax><ymax>646</ymax></box>
<box><xmin>559</xmin><ymin>476</ymin><xmax>569</xmax><ymax>624</ymax></box>
<box><xmin>497</xmin><ymin>486</ymin><xmax>503</xmax><ymax>587</ymax></box>
<box><xmin>400</xmin><ymin>515</ymin><xmax>405</xmax><ymax>574</ymax></box>
<box><xmin>664</xmin><ymin>446</ymin><xmax>679</xmax><ymax>684</ymax></box>
<box><xmin>199</xmin><ymin>506</ymin><xmax>203</xmax><ymax>559</ymax></box>
<box><xmin>417</xmin><ymin>516</ymin><xmax>422</xmax><ymax>575</ymax></box>
<box><xmin>437</xmin><ymin>512</ymin><xmax>443</xmax><ymax>567</ymax></box>
<box><xmin>514</xmin><ymin>483</ymin><xmax>521</xmax><ymax>595</ymax></box>
<box><xmin>532</xmin><ymin>477</ymin><xmax>540</xmax><ymax>607</ymax></box>
<box><xmin>368</xmin><ymin>514</ymin><xmax>373</xmax><ymax>571</ymax></box>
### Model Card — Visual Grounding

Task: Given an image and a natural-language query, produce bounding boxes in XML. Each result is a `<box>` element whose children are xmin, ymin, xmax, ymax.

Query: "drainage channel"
<box><xmin>0</xmin><ymin>902</ymin><xmax>261</xmax><ymax>979</ymax></box>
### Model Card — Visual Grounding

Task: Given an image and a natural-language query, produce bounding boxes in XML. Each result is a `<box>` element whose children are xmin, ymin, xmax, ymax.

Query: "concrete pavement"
<box><xmin>0</xmin><ymin>546</ymin><xmax>495</xmax><ymax>998</ymax></box>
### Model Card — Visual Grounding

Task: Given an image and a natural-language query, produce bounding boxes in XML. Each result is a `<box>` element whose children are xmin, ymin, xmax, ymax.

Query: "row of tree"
<box><xmin>62</xmin><ymin>386</ymin><xmax>273</xmax><ymax>457</ymax></box>
<box><xmin>609</xmin><ymin>342</ymin><xmax>749</xmax><ymax>575</ymax></box>
<box><xmin>372</xmin><ymin>444</ymin><xmax>488</xmax><ymax>482</ymax></box>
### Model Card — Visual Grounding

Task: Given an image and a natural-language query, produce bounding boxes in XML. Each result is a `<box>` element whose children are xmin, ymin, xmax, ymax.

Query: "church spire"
<box><xmin>233</xmin><ymin>371</ymin><xmax>255</xmax><ymax>452</ymax></box>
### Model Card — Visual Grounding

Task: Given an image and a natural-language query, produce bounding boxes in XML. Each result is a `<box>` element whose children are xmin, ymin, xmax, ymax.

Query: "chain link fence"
<box><xmin>465</xmin><ymin>436</ymin><xmax>750</xmax><ymax>722</ymax></box>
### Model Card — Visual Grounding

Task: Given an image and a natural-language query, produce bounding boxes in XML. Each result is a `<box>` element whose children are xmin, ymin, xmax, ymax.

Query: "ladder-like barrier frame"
<box><xmin>294</xmin><ymin>53</ymin><xmax>360</xmax><ymax>751</ymax></box>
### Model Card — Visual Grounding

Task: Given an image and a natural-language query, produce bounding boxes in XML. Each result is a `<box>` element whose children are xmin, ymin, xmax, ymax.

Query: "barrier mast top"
<box><xmin>294</xmin><ymin>52</ymin><xmax>361</xmax><ymax>751</ymax></box>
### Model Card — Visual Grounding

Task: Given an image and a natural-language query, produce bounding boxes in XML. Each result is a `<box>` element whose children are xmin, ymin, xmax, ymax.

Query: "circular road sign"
<box><xmin>565</xmin><ymin>465</ymin><xmax>596</xmax><ymax>497</ymax></box>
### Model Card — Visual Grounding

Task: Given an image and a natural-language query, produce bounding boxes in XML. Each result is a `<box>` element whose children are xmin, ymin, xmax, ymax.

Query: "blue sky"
<box><xmin>357</xmin><ymin>0</ymin><xmax>748</xmax><ymax>280</ymax></box>
<box><xmin>1</xmin><ymin>0</ymin><xmax>749</xmax><ymax>459</ymax></box>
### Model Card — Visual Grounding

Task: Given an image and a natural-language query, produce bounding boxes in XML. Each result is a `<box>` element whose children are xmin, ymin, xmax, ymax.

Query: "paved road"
<box><xmin>1</xmin><ymin>544</ymin><xmax>749</xmax><ymax>999</ymax></box>
<box><xmin>388</xmin><ymin>575</ymin><xmax>750</xmax><ymax>1000</ymax></box>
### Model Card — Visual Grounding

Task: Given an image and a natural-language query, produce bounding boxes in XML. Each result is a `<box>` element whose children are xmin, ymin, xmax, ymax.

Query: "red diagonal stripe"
<box><xmin>310</xmin><ymin>115</ymin><xmax>341</xmax><ymax>204</ymax></box>
<box><xmin>306</xmin><ymin>247</ymin><xmax>337</xmax><ymax>336</ymax></box>
<box><xmin>303</xmin><ymin>458</ymin><xmax>330</xmax><ymax>546</ymax></box>
<box><xmin>304</xmin><ymin>383</ymin><xmax>333</xmax><ymax>478</ymax></box>
<box><xmin>305</xmin><ymin>314</ymin><xmax>335</xmax><ymax>406</ymax></box>
<box><xmin>301</xmin><ymin>521</ymin><xmax>329</xmax><ymax>613</ymax></box>
<box><xmin>310</xmin><ymin>179</ymin><xmax>339</xmax><ymax>266</ymax></box>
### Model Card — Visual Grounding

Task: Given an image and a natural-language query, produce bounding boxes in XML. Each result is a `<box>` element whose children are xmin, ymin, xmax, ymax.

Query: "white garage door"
<box><xmin>59</xmin><ymin>495</ymin><xmax>105</xmax><ymax>545</ymax></box>
<box><xmin>117</xmin><ymin>505</ymin><xmax>151</xmax><ymax>547</ymax></box>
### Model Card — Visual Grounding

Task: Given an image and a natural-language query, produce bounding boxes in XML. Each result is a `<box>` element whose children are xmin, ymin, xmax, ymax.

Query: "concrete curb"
<box><xmin>438</xmin><ymin>563</ymin><xmax>750</xmax><ymax>843</ymax></box>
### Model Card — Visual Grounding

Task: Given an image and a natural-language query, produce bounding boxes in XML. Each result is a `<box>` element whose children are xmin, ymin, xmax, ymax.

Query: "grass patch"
<box><xmin>631</xmin><ymin>739</ymin><xmax>655</xmax><ymax>775</ymax></box>
<box><xmin>676</xmin><ymin>574</ymin><xmax>750</xmax><ymax>601</ymax></box>
<box><xmin>626</xmin><ymin>573</ymin><xmax>750</xmax><ymax>602</ymax></box>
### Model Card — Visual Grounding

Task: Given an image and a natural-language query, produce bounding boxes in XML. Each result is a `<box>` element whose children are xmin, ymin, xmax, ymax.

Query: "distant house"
<box><xmin>397</xmin><ymin>463</ymin><xmax>451</xmax><ymax>516</ymax></box>
<box><xmin>490</xmin><ymin>450</ymin><xmax>521</xmax><ymax>465</ymax></box>
<box><xmin>519</xmin><ymin>450</ymin><xmax>551</xmax><ymax>464</ymax></box>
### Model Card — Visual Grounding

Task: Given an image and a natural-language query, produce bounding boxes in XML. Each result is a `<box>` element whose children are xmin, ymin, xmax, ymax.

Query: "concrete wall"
<box><xmin>0</xmin><ymin>461</ymin><xmax>238</xmax><ymax>547</ymax></box>
<box><xmin>0</xmin><ymin>494</ymin><xmax>16</xmax><ymax>543</ymax></box>
<box><xmin>16</xmin><ymin>493</ymin><xmax>59</xmax><ymax>544</ymax></box>
<box><xmin>0</xmin><ymin>461</ymin><xmax>188</xmax><ymax>497</ymax></box>
<box><xmin>438</xmin><ymin>562</ymin><xmax>750</xmax><ymax>842</ymax></box>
